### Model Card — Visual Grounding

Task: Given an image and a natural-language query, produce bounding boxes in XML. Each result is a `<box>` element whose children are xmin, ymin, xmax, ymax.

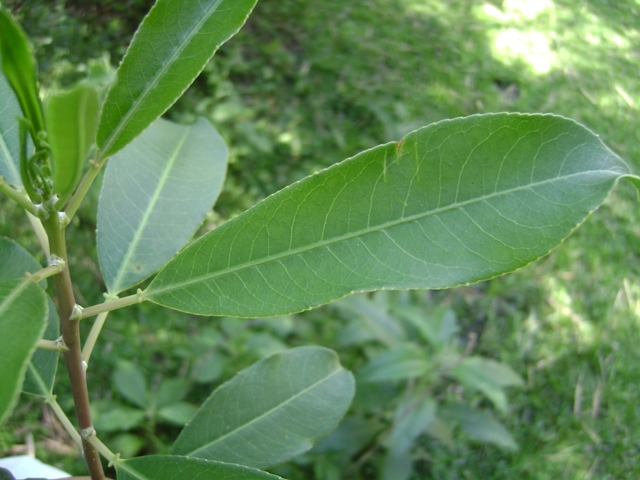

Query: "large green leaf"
<box><xmin>0</xmin><ymin>70</ymin><xmax>23</xmax><ymax>187</ymax></box>
<box><xmin>46</xmin><ymin>82</ymin><xmax>100</xmax><ymax>206</ymax></box>
<box><xmin>98</xmin><ymin>117</ymin><xmax>227</xmax><ymax>294</ymax></box>
<box><xmin>146</xmin><ymin>113</ymin><xmax>637</xmax><ymax>317</ymax></box>
<box><xmin>97</xmin><ymin>0</ymin><xmax>258</xmax><ymax>159</ymax></box>
<box><xmin>114</xmin><ymin>455</ymin><xmax>284</xmax><ymax>480</ymax></box>
<box><xmin>0</xmin><ymin>7</ymin><xmax>45</xmax><ymax>141</ymax></box>
<box><xmin>171</xmin><ymin>347</ymin><xmax>355</xmax><ymax>469</ymax></box>
<box><xmin>0</xmin><ymin>278</ymin><xmax>47</xmax><ymax>424</ymax></box>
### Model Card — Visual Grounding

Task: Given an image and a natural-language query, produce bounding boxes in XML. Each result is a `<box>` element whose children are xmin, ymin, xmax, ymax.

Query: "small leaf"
<box><xmin>97</xmin><ymin>0</ymin><xmax>258</xmax><ymax>158</ymax></box>
<box><xmin>146</xmin><ymin>113</ymin><xmax>636</xmax><ymax>317</ymax></box>
<box><xmin>157</xmin><ymin>402</ymin><xmax>198</xmax><ymax>426</ymax></box>
<box><xmin>0</xmin><ymin>7</ymin><xmax>45</xmax><ymax>140</ymax></box>
<box><xmin>92</xmin><ymin>403</ymin><xmax>145</xmax><ymax>433</ymax></box>
<box><xmin>449</xmin><ymin>356</ymin><xmax>523</xmax><ymax>413</ymax></box>
<box><xmin>399</xmin><ymin>305</ymin><xmax>459</xmax><ymax>347</ymax></box>
<box><xmin>156</xmin><ymin>378</ymin><xmax>190</xmax><ymax>408</ymax></box>
<box><xmin>46</xmin><ymin>82</ymin><xmax>100</xmax><ymax>206</ymax></box>
<box><xmin>0</xmin><ymin>69</ymin><xmax>25</xmax><ymax>187</ymax></box>
<box><xmin>114</xmin><ymin>455</ymin><xmax>284</xmax><ymax>480</ymax></box>
<box><xmin>386</xmin><ymin>396</ymin><xmax>436</xmax><ymax>454</ymax></box>
<box><xmin>337</xmin><ymin>295</ymin><xmax>405</xmax><ymax>345</ymax></box>
<box><xmin>98</xmin><ymin>117</ymin><xmax>227</xmax><ymax>294</ymax></box>
<box><xmin>171</xmin><ymin>347</ymin><xmax>355</xmax><ymax>469</ymax></box>
<box><xmin>0</xmin><ymin>278</ymin><xmax>47</xmax><ymax>425</ymax></box>
<box><xmin>441</xmin><ymin>403</ymin><xmax>518</xmax><ymax>450</ymax></box>
<box><xmin>113</xmin><ymin>361</ymin><xmax>148</xmax><ymax>409</ymax></box>
<box><xmin>358</xmin><ymin>343</ymin><xmax>431</xmax><ymax>383</ymax></box>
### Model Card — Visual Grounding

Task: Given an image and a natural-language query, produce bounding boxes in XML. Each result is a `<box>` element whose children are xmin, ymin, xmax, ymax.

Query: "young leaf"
<box><xmin>171</xmin><ymin>347</ymin><xmax>355</xmax><ymax>469</ymax></box>
<box><xmin>0</xmin><ymin>278</ymin><xmax>47</xmax><ymax>425</ymax></box>
<box><xmin>0</xmin><ymin>70</ymin><xmax>25</xmax><ymax>187</ymax></box>
<box><xmin>114</xmin><ymin>455</ymin><xmax>284</xmax><ymax>480</ymax></box>
<box><xmin>441</xmin><ymin>403</ymin><xmax>518</xmax><ymax>450</ymax></box>
<box><xmin>97</xmin><ymin>0</ymin><xmax>258</xmax><ymax>158</ymax></box>
<box><xmin>0</xmin><ymin>7</ymin><xmax>45</xmax><ymax>140</ymax></box>
<box><xmin>97</xmin><ymin>117</ymin><xmax>227</xmax><ymax>294</ymax></box>
<box><xmin>46</xmin><ymin>82</ymin><xmax>100</xmax><ymax>206</ymax></box>
<box><xmin>146</xmin><ymin>113</ymin><xmax>637</xmax><ymax>318</ymax></box>
<box><xmin>449</xmin><ymin>356</ymin><xmax>524</xmax><ymax>413</ymax></box>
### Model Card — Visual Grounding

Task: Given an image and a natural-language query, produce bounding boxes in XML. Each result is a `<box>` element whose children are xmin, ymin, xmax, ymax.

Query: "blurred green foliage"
<box><xmin>1</xmin><ymin>0</ymin><xmax>640</xmax><ymax>478</ymax></box>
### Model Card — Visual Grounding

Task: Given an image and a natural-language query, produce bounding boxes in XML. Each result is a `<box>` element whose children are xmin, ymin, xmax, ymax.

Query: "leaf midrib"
<box><xmin>109</xmin><ymin>126</ymin><xmax>190</xmax><ymax>293</ymax></box>
<box><xmin>184</xmin><ymin>368</ymin><xmax>344</xmax><ymax>457</ymax></box>
<box><xmin>148</xmin><ymin>168</ymin><xmax>619</xmax><ymax>296</ymax></box>
<box><xmin>98</xmin><ymin>0</ymin><xmax>224</xmax><ymax>158</ymax></box>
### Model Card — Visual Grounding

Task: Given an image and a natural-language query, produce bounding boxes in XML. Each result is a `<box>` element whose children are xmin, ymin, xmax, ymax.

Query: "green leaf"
<box><xmin>171</xmin><ymin>347</ymin><xmax>355</xmax><ymax>469</ymax></box>
<box><xmin>0</xmin><ymin>69</ymin><xmax>25</xmax><ymax>187</ymax></box>
<box><xmin>156</xmin><ymin>378</ymin><xmax>190</xmax><ymax>408</ymax></box>
<box><xmin>98</xmin><ymin>117</ymin><xmax>228</xmax><ymax>294</ymax></box>
<box><xmin>0</xmin><ymin>236</ymin><xmax>44</xmax><ymax>287</ymax></box>
<box><xmin>386</xmin><ymin>397</ymin><xmax>436</xmax><ymax>455</ymax></box>
<box><xmin>0</xmin><ymin>7</ymin><xmax>45</xmax><ymax>139</ymax></box>
<box><xmin>399</xmin><ymin>305</ymin><xmax>459</xmax><ymax>347</ymax></box>
<box><xmin>357</xmin><ymin>343</ymin><xmax>431</xmax><ymax>383</ymax></box>
<box><xmin>97</xmin><ymin>0</ymin><xmax>258</xmax><ymax>158</ymax></box>
<box><xmin>114</xmin><ymin>455</ymin><xmax>284</xmax><ymax>480</ymax></box>
<box><xmin>449</xmin><ymin>356</ymin><xmax>523</xmax><ymax>413</ymax></box>
<box><xmin>0</xmin><ymin>278</ymin><xmax>47</xmax><ymax>425</ymax></box>
<box><xmin>146</xmin><ymin>113</ymin><xmax>636</xmax><ymax>317</ymax></box>
<box><xmin>23</xmin><ymin>297</ymin><xmax>59</xmax><ymax>397</ymax></box>
<box><xmin>92</xmin><ymin>402</ymin><xmax>146</xmax><ymax>433</ymax></box>
<box><xmin>0</xmin><ymin>237</ymin><xmax>57</xmax><ymax>397</ymax></box>
<box><xmin>46</xmin><ymin>82</ymin><xmax>100</xmax><ymax>206</ymax></box>
<box><xmin>157</xmin><ymin>402</ymin><xmax>198</xmax><ymax>426</ymax></box>
<box><xmin>113</xmin><ymin>361</ymin><xmax>149</xmax><ymax>409</ymax></box>
<box><xmin>441</xmin><ymin>403</ymin><xmax>518</xmax><ymax>450</ymax></box>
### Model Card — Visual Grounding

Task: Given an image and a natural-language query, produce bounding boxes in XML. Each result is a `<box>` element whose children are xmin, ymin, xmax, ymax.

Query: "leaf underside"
<box><xmin>147</xmin><ymin>113</ymin><xmax>633</xmax><ymax>317</ymax></box>
<box><xmin>98</xmin><ymin>117</ymin><xmax>228</xmax><ymax>294</ymax></box>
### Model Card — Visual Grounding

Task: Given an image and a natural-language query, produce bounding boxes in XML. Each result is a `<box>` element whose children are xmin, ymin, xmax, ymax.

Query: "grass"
<box><xmin>1</xmin><ymin>0</ymin><xmax>639</xmax><ymax>478</ymax></box>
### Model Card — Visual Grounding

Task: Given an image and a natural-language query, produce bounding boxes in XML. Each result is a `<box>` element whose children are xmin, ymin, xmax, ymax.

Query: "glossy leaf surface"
<box><xmin>147</xmin><ymin>113</ymin><xmax>635</xmax><ymax>317</ymax></box>
<box><xmin>98</xmin><ymin>117</ymin><xmax>227</xmax><ymax>294</ymax></box>
<box><xmin>0</xmin><ymin>70</ymin><xmax>23</xmax><ymax>187</ymax></box>
<box><xmin>172</xmin><ymin>347</ymin><xmax>355</xmax><ymax>469</ymax></box>
<box><xmin>97</xmin><ymin>0</ymin><xmax>258</xmax><ymax>158</ymax></box>
<box><xmin>46</xmin><ymin>83</ymin><xmax>100</xmax><ymax>206</ymax></box>
<box><xmin>0</xmin><ymin>278</ymin><xmax>47</xmax><ymax>424</ymax></box>
<box><xmin>114</xmin><ymin>455</ymin><xmax>283</xmax><ymax>480</ymax></box>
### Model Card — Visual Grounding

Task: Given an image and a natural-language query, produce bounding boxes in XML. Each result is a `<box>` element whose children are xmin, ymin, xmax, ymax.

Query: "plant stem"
<box><xmin>28</xmin><ymin>262</ymin><xmax>66</xmax><ymax>283</ymax></box>
<box><xmin>0</xmin><ymin>175</ymin><xmax>36</xmax><ymax>214</ymax></box>
<box><xmin>26</xmin><ymin>211</ymin><xmax>50</xmax><ymax>257</ymax></box>
<box><xmin>82</xmin><ymin>311</ymin><xmax>109</xmax><ymax>365</ymax></box>
<box><xmin>45</xmin><ymin>395</ymin><xmax>82</xmax><ymax>448</ymax></box>
<box><xmin>76</xmin><ymin>291</ymin><xmax>146</xmax><ymax>320</ymax></box>
<box><xmin>65</xmin><ymin>154</ymin><xmax>104</xmax><ymax>221</ymax></box>
<box><xmin>44</xmin><ymin>214</ymin><xmax>106</xmax><ymax>480</ymax></box>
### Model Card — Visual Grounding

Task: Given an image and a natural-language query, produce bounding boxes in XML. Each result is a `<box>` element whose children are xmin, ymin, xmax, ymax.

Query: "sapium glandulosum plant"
<box><xmin>0</xmin><ymin>1</ymin><xmax>638</xmax><ymax>479</ymax></box>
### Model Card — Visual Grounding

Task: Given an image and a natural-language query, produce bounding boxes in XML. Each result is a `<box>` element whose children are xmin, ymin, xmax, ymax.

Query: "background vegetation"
<box><xmin>1</xmin><ymin>0</ymin><xmax>639</xmax><ymax>478</ymax></box>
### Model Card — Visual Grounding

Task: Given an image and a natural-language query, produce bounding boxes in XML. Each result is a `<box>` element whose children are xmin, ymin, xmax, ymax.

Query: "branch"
<box><xmin>0</xmin><ymin>175</ymin><xmax>36</xmax><ymax>214</ymax></box>
<box><xmin>73</xmin><ymin>290</ymin><xmax>146</xmax><ymax>320</ymax></box>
